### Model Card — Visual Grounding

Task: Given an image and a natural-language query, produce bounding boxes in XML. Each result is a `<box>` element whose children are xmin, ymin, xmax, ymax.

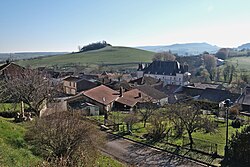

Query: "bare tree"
<box><xmin>139</xmin><ymin>106</ymin><xmax>154</xmax><ymax>128</ymax></box>
<box><xmin>223</xmin><ymin>64</ymin><xmax>236</xmax><ymax>84</ymax></box>
<box><xmin>229</xmin><ymin>65</ymin><xmax>236</xmax><ymax>84</ymax></box>
<box><xmin>169</xmin><ymin>103</ymin><xmax>217</xmax><ymax>149</ymax></box>
<box><xmin>152</xmin><ymin>51</ymin><xmax>176</xmax><ymax>61</ymax></box>
<box><xmin>123</xmin><ymin>112</ymin><xmax>138</xmax><ymax>133</ymax></box>
<box><xmin>25</xmin><ymin>112</ymin><xmax>104</xmax><ymax>167</ymax></box>
<box><xmin>215</xmin><ymin>48</ymin><xmax>229</xmax><ymax>60</ymax></box>
<box><xmin>146</xmin><ymin>109</ymin><xmax>170</xmax><ymax>141</ymax></box>
<box><xmin>5</xmin><ymin>69</ymin><xmax>55</xmax><ymax>116</ymax></box>
<box><xmin>203</xmin><ymin>54</ymin><xmax>217</xmax><ymax>81</ymax></box>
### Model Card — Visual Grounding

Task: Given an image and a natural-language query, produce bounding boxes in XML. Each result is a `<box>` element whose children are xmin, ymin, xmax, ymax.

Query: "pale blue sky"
<box><xmin>0</xmin><ymin>0</ymin><xmax>250</xmax><ymax>52</ymax></box>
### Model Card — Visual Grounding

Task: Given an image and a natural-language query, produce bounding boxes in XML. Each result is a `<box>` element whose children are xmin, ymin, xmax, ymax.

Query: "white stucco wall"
<box><xmin>143</xmin><ymin>73</ymin><xmax>185</xmax><ymax>86</ymax></box>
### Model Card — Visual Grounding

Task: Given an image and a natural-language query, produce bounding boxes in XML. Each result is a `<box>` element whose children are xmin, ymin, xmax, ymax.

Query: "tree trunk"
<box><xmin>188</xmin><ymin>131</ymin><xmax>194</xmax><ymax>149</ymax></box>
<box><xmin>143</xmin><ymin>119</ymin><xmax>146</xmax><ymax>127</ymax></box>
<box><xmin>126</xmin><ymin>123</ymin><xmax>130</xmax><ymax>132</ymax></box>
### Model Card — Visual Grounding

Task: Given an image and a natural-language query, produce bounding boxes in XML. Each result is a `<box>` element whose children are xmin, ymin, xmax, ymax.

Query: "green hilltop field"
<box><xmin>17</xmin><ymin>46</ymin><xmax>155</xmax><ymax>68</ymax></box>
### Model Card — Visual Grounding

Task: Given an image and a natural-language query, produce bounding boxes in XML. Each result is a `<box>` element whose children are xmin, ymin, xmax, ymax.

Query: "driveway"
<box><xmin>101</xmin><ymin>133</ymin><xmax>206</xmax><ymax>167</ymax></box>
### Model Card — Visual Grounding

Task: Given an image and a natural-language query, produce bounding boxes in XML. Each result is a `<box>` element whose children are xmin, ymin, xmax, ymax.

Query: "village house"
<box><xmin>67</xmin><ymin>100</ymin><xmax>100</xmax><ymax>116</ymax></box>
<box><xmin>129</xmin><ymin>76</ymin><xmax>163</xmax><ymax>86</ymax></box>
<box><xmin>137</xmin><ymin>60</ymin><xmax>191</xmax><ymax>86</ymax></box>
<box><xmin>175</xmin><ymin>82</ymin><xmax>226</xmax><ymax>99</ymax></box>
<box><xmin>135</xmin><ymin>85</ymin><xmax>168</xmax><ymax>106</ymax></box>
<box><xmin>236</xmin><ymin>86</ymin><xmax>250</xmax><ymax>112</ymax></box>
<box><xmin>67</xmin><ymin>85</ymin><xmax>119</xmax><ymax>113</ymax></box>
<box><xmin>0</xmin><ymin>61</ymin><xmax>24</xmax><ymax>80</ymax></box>
<box><xmin>161</xmin><ymin>82</ymin><xmax>239</xmax><ymax>105</ymax></box>
<box><xmin>114</xmin><ymin>88</ymin><xmax>152</xmax><ymax>111</ymax></box>
<box><xmin>63</xmin><ymin>76</ymin><xmax>97</xmax><ymax>95</ymax></box>
<box><xmin>198</xmin><ymin>88</ymin><xmax>240</xmax><ymax>104</ymax></box>
<box><xmin>40</xmin><ymin>99</ymin><xmax>68</xmax><ymax>117</ymax></box>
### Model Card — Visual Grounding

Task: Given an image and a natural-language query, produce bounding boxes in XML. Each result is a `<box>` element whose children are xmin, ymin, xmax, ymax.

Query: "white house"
<box><xmin>137</xmin><ymin>60</ymin><xmax>191</xmax><ymax>86</ymax></box>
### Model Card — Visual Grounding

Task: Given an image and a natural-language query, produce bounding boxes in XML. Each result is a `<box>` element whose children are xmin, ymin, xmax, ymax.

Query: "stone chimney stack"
<box><xmin>138</xmin><ymin>92</ymin><xmax>142</xmax><ymax>98</ymax></box>
<box><xmin>184</xmin><ymin>63</ymin><xmax>189</xmax><ymax>72</ymax></box>
<box><xmin>6</xmin><ymin>59</ymin><xmax>10</xmax><ymax>64</ymax></box>
<box><xmin>119</xmin><ymin>87</ymin><xmax>123</xmax><ymax>97</ymax></box>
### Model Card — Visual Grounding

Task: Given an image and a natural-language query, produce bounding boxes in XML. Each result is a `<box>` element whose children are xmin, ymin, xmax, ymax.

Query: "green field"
<box><xmin>17</xmin><ymin>46</ymin><xmax>154</xmax><ymax>68</ymax></box>
<box><xmin>226</xmin><ymin>56</ymin><xmax>250</xmax><ymax>72</ymax></box>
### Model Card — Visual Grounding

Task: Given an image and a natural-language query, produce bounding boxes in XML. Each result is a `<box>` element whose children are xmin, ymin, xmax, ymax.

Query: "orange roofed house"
<box><xmin>115</xmin><ymin>88</ymin><xmax>153</xmax><ymax>111</ymax></box>
<box><xmin>67</xmin><ymin>85</ymin><xmax>119</xmax><ymax>112</ymax></box>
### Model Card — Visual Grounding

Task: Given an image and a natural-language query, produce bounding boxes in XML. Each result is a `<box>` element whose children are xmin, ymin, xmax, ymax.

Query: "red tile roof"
<box><xmin>83</xmin><ymin>85</ymin><xmax>119</xmax><ymax>105</ymax></box>
<box><xmin>116</xmin><ymin>89</ymin><xmax>152</xmax><ymax>107</ymax></box>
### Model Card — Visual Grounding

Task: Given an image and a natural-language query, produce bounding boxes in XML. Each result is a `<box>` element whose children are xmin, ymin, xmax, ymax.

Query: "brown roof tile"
<box><xmin>116</xmin><ymin>89</ymin><xmax>152</xmax><ymax>107</ymax></box>
<box><xmin>135</xmin><ymin>85</ymin><xmax>167</xmax><ymax>100</ymax></box>
<box><xmin>83</xmin><ymin>85</ymin><xmax>119</xmax><ymax>105</ymax></box>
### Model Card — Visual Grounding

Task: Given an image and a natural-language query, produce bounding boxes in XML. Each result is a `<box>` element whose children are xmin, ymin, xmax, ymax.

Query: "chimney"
<box><xmin>119</xmin><ymin>87</ymin><xmax>123</xmax><ymax>97</ymax></box>
<box><xmin>137</xmin><ymin>63</ymin><xmax>142</xmax><ymax>71</ymax></box>
<box><xmin>138</xmin><ymin>92</ymin><xmax>142</xmax><ymax>98</ymax></box>
<box><xmin>184</xmin><ymin>63</ymin><xmax>189</xmax><ymax>72</ymax></box>
<box><xmin>6</xmin><ymin>59</ymin><xmax>10</xmax><ymax>64</ymax></box>
<box><xmin>102</xmin><ymin>97</ymin><xmax>106</xmax><ymax>102</ymax></box>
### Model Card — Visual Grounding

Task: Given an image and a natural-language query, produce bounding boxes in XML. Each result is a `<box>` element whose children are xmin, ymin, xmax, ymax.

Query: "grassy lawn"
<box><xmin>96</xmin><ymin>154</ymin><xmax>125</xmax><ymax>167</ymax></box>
<box><xmin>0</xmin><ymin>116</ymin><xmax>126</xmax><ymax>167</ymax></box>
<box><xmin>0</xmin><ymin>117</ymin><xmax>41</xmax><ymax>167</ymax></box>
<box><xmin>191</xmin><ymin>120</ymin><xmax>244</xmax><ymax>155</ymax></box>
<box><xmin>89</xmin><ymin>111</ymin><xmax>248</xmax><ymax>164</ymax></box>
<box><xmin>17</xmin><ymin>46</ymin><xmax>154</xmax><ymax>68</ymax></box>
<box><xmin>0</xmin><ymin>103</ymin><xmax>21</xmax><ymax>112</ymax></box>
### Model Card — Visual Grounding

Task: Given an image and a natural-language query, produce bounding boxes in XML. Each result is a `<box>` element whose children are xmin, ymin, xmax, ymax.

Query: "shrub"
<box><xmin>0</xmin><ymin>111</ymin><xmax>17</xmax><ymax>118</ymax></box>
<box><xmin>228</xmin><ymin>126</ymin><xmax>250</xmax><ymax>167</ymax></box>
<box><xmin>25</xmin><ymin>112</ymin><xmax>104</xmax><ymax>167</ymax></box>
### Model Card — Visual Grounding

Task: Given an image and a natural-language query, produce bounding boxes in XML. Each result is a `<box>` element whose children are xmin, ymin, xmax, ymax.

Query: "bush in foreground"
<box><xmin>227</xmin><ymin>125</ymin><xmax>250</xmax><ymax>167</ymax></box>
<box><xmin>25</xmin><ymin>112</ymin><xmax>104</xmax><ymax>167</ymax></box>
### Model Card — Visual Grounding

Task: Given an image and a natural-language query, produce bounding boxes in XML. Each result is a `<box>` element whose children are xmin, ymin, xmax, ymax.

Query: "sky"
<box><xmin>0</xmin><ymin>0</ymin><xmax>250</xmax><ymax>52</ymax></box>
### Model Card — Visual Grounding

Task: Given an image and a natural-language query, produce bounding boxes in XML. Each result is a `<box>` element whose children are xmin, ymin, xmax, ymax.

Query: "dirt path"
<box><xmin>101</xmin><ymin>134</ymin><xmax>207</xmax><ymax>167</ymax></box>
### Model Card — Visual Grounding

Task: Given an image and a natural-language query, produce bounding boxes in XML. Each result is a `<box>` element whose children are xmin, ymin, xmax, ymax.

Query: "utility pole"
<box><xmin>222</xmin><ymin>99</ymin><xmax>233</xmax><ymax>165</ymax></box>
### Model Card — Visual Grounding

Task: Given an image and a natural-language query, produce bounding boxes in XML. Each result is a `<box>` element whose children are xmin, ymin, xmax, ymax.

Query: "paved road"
<box><xmin>101</xmin><ymin>134</ymin><xmax>206</xmax><ymax>167</ymax></box>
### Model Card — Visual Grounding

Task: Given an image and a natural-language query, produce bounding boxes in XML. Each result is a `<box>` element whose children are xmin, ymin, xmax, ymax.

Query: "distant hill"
<box><xmin>17</xmin><ymin>46</ymin><xmax>154</xmax><ymax>68</ymax></box>
<box><xmin>0</xmin><ymin>52</ymin><xmax>68</xmax><ymax>62</ymax></box>
<box><xmin>137</xmin><ymin>42</ymin><xmax>220</xmax><ymax>56</ymax></box>
<box><xmin>238</xmin><ymin>43</ymin><xmax>250</xmax><ymax>50</ymax></box>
